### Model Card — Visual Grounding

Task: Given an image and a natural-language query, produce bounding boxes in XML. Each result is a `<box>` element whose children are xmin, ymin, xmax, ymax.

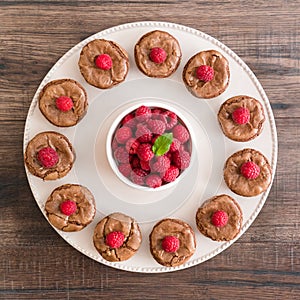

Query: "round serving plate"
<box><xmin>23</xmin><ymin>21</ymin><xmax>277</xmax><ymax>273</ymax></box>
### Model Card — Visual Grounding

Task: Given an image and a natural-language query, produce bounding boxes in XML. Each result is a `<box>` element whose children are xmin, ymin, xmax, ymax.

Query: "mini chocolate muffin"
<box><xmin>38</xmin><ymin>79</ymin><xmax>88</xmax><ymax>127</ymax></box>
<box><xmin>78</xmin><ymin>39</ymin><xmax>129</xmax><ymax>89</ymax></box>
<box><xmin>134</xmin><ymin>30</ymin><xmax>182</xmax><ymax>78</ymax></box>
<box><xmin>224</xmin><ymin>148</ymin><xmax>272</xmax><ymax>197</ymax></box>
<box><xmin>45</xmin><ymin>184</ymin><xmax>96</xmax><ymax>232</ymax></box>
<box><xmin>24</xmin><ymin>131</ymin><xmax>75</xmax><ymax>180</ymax></box>
<box><xmin>93</xmin><ymin>212</ymin><xmax>142</xmax><ymax>262</ymax></box>
<box><xmin>149</xmin><ymin>218</ymin><xmax>196</xmax><ymax>267</ymax></box>
<box><xmin>218</xmin><ymin>95</ymin><xmax>265</xmax><ymax>142</ymax></box>
<box><xmin>196</xmin><ymin>194</ymin><xmax>243</xmax><ymax>241</ymax></box>
<box><xmin>182</xmin><ymin>50</ymin><xmax>230</xmax><ymax>99</ymax></box>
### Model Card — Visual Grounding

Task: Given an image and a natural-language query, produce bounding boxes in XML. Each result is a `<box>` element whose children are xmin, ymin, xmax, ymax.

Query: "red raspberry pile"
<box><xmin>112</xmin><ymin>105</ymin><xmax>192</xmax><ymax>188</ymax></box>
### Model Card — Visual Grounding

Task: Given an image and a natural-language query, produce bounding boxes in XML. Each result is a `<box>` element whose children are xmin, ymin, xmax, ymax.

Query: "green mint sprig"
<box><xmin>152</xmin><ymin>133</ymin><xmax>173</xmax><ymax>156</ymax></box>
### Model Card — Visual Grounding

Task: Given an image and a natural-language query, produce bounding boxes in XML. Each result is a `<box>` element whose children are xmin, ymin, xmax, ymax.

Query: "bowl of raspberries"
<box><xmin>106</xmin><ymin>103</ymin><xmax>193</xmax><ymax>191</ymax></box>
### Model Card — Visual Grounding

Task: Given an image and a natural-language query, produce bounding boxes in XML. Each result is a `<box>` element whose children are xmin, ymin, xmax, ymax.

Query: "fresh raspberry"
<box><xmin>151</xmin><ymin>107</ymin><xmax>164</xmax><ymax>117</ymax></box>
<box><xmin>145</xmin><ymin>174</ymin><xmax>162</xmax><ymax>188</ymax></box>
<box><xmin>136</xmin><ymin>105</ymin><xmax>151</xmax><ymax>122</ymax></box>
<box><xmin>196</xmin><ymin>65</ymin><xmax>214</xmax><ymax>82</ymax></box>
<box><xmin>112</xmin><ymin>138</ymin><xmax>118</xmax><ymax>151</ymax></box>
<box><xmin>55</xmin><ymin>96</ymin><xmax>73</xmax><ymax>112</ymax></box>
<box><xmin>147</xmin><ymin>119</ymin><xmax>166</xmax><ymax>135</ymax></box>
<box><xmin>162</xmin><ymin>166</ymin><xmax>179</xmax><ymax>183</ymax></box>
<box><xmin>211</xmin><ymin>210</ymin><xmax>228</xmax><ymax>227</ymax></box>
<box><xmin>118</xmin><ymin>163</ymin><xmax>132</xmax><ymax>177</ymax></box>
<box><xmin>232</xmin><ymin>107</ymin><xmax>250</xmax><ymax>125</ymax></box>
<box><xmin>130</xmin><ymin>155</ymin><xmax>141</xmax><ymax>169</ymax></box>
<box><xmin>125</xmin><ymin>138</ymin><xmax>140</xmax><ymax>154</ymax></box>
<box><xmin>135</xmin><ymin>124</ymin><xmax>152</xmax><ymax>143</ymax></box>
<box><xmin>114</xmin><ymin>147</ymin><xmax>129</xmax><ymax>163</ymax></box>
<box><xmin>151</xmin><ymin>155</ymin><xmax>171</xmax><ymax>173</ymax></box>
<box><xmin>240</xmin><ymin>161</ymin><xmax>260</xmax><ymax>179</ymax></box>
<box><xmin>121</xmin><ymin>113</ymin><xmax>136</xmax><ymax>128</ymax></box>
<box><xmin>161</xmin><ymin>236</ymin><xmax>180</xmax><ymax>253</ymax></box>
<box><xmin>105</xmin><ymin>231</ymin><xmax>125</xmax><ymax>248</ymax></box>
<box><xmin>163</xmin><ymin>110</ymin><xmax>178</xmax><ymax>130</ymax></box>
<box><xmin>130</xmin><ymin>169</ymin><xmax>147</xmax><ymax>186</ymax></box>
<box><xmin>169</xmin><ymin>138</ymin><xmax>181</xmax><ymax>152</ymax></box>
<box><xmin>37</xmin><ymin>147</ymin><xmax>59</xmax><ymax>168</ymax></box>
<box><xmin>95</xmin><ymin>54</ymin><xmax>112</xmax><ymax>70</ymax></box>
<box><xmin>136</xmin><ymin>143</ymin><xmax>154</xmax><ymax>162</ymax></box>
<box><xmin>60</xmin><ymin>200</ymin><xmax>77</xmax><ymax>216</ymax></box>
<box><xmin>115</xmin><ymin>126</ymin><xmax>132</xmax><ymax>144</ymax></box>
<box><xmin>149</xmin><ymin>47</ymin><xmax>167</xmax><ymax>64</ymax></box>
<box><xmin>172</xmin><ymin>150</ymin><xmax>191</xmax><ymax>170</ymax></box>
<box><xmin>140</xmin><ymin>159</ymin><xmax>150</xmax><ymax>171</ymax></box>
<box><xmin>172</xmin><ymin>124</ymin><xmax>190</xmax><ymax>143</ymax></box>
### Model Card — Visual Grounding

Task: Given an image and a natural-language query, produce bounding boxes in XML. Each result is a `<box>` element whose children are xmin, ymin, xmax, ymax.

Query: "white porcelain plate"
<box><xmin>23</xmin><ymin>21</ymin><xmax>277</xmax><ymax>273</ymax></box>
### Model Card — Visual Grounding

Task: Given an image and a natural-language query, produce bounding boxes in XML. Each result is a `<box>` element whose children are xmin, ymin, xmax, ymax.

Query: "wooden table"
<box><xmin>1</xmin><ymin>1</ymin><xmax>299</xmax><ymax>299</ymax></box>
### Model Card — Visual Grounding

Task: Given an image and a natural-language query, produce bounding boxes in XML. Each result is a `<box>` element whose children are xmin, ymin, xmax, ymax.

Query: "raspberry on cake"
<box><xmin>232</xmin><ymin>107</ymin><xmax>250</xmax><ymax>125</ymax></box>
<box><xmin>105</xmin><ymin>231</ymin><xmax>125</xmax><ymax>248</ymax></box>
<box><xmin>183</xmin><ymin>50</ymin><xmax>230</xmax><ymax>99</ymax></box>
<box><xmin>38</xmin><ymin>79</ymin><xmax>88</xmax><ymax>127</ymax></box>
<box><xmin>149</xmin><ymin>47</ymin><xmax>167</xmax><ymax>64</ymax></box>
<box><xmin>60</xmin><ymin>200</ymin><xmax>77</xmax><ymax>216</ymax></box>
<box><xmin>24</xmin><ymin>131</ymin><xmax>75</xmax><ymax>180</ymax></box>
<box><xmin>149</xmin><ymin>218</ymin><xmax>196</xmax><ymax>267</ymax></box>
<box><xmin>196</xmin><ymin>194</ymin><xmax>243</xmax><ymax>241</ymax></box>
<box><xmin>78</xmin><ymin>39</ymin><xmax>129</xmax><ymax>89</ymax></box>
<box><xmin>37</xmin><ymin>147</ymin><xmax>59</xmax><ymax>168</ymax></box>
<box><xmin>161</xmin><ymin>236</ymin><xmax>180</xmax><ymax>253</ymax></box>
<box><xmin>224</xmin><ymin>148</ymin><xmax>272</xmax><ymax>197</ymax></box>
<box><xmin>240</xmin><ymin>161</ymin><xmax>260</xmax><ymax>179</ymax></box>
<box><xmin>134</xmin><ymin>30</ymin><xmax>182</xmax><ymax>78</ymax></box>
<box><xmin>95</xmin><ymin>53</ymin><xmax>113</xmax><ymax>70</ymax></box>
<box><xmin>55</xmin><ymin>96</ymin><xmax>74</xmax><ymax>112</ymax></box>
<box><xmin>211</xmin><ymin>210</ymin><xmax>228</xmax><ymax>227</ymax></box>
<box><xmin>93</xmin><ymin>212</ymin><xmax>142</xmax><ymax>262</ymax></box>
<box><xmin>45</xmin><ymin>184</ymin><xmax>96</xmax><ymax>232</ymax></box>
<box><xmin>196</xmin><ymin>65</ymin><xmax>214</xmax><ymax>82</ymax></box>
<box><xmin>218</xmin><ymin>95</ymin><xmax>265</xmax><ymax>142</ymax></box>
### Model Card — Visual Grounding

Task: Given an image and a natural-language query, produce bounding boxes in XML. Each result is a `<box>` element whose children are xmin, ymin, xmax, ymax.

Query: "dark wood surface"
<box><xmin>1</xmin><ymin>1</ymin><xmax>299</xmax><ymax>299</ymax></box>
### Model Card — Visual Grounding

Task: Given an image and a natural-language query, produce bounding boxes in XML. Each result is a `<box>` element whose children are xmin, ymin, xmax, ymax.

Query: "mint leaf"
<box><xmin>152</xmin><ymin>133</ymin><xmax>173</xmax><ymax>156</ymax></box>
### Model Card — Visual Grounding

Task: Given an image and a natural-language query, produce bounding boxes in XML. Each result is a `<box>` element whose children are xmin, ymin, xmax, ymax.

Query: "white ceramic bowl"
<box><xmin>106</xmin><ymin>101</ymin><xmax>194</xmax><ymax>192</ymax></box>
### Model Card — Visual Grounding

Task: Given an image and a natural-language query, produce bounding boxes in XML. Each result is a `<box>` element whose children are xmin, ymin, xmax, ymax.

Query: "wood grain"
<box><xmin>1</xmin><ymin>0</ymin><xmax>299</xmax><ymax>299</ymax></box>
